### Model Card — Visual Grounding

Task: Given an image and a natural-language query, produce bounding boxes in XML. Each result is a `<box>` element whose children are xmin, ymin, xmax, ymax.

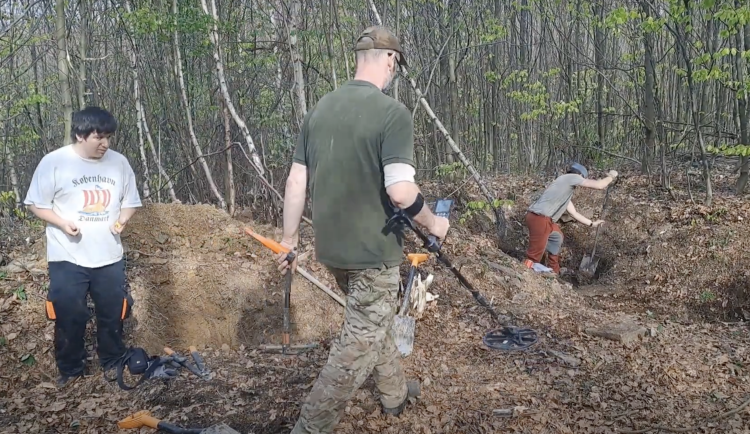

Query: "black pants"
<box><xmin>45</xmin><ymin>259</ymin><xmax>132</xmax><ymax>377</ymax></box>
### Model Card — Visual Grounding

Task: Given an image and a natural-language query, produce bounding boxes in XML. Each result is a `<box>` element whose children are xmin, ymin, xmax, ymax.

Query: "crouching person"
<box><xmin>24</xmin><ymin>107</ymin><xmax>143</xmax><ymax>387</ymax></box>
<box><xmin>524</xmin><ymin>163</ymin><xmax>617</xmax><ymax>274</ymax></box>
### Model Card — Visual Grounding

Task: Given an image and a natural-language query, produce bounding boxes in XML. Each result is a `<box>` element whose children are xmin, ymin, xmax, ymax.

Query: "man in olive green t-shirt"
<box><xmin>275</xmin><ymin>26</ymin><xmax>449</xmax><ymax>434</ymax></box>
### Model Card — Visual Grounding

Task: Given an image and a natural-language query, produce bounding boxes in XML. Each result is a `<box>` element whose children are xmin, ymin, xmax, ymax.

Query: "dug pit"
<box><xmin>122</xmin><ymin>203</ymin><xmax>343</xmax><ymax>355</ymax></box>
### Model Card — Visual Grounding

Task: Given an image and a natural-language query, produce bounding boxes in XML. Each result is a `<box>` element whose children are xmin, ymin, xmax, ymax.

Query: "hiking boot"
<box><xmin>383</xmin><ymin>381</ymin><xmax>421</xmax><ymax>417</ymax></box>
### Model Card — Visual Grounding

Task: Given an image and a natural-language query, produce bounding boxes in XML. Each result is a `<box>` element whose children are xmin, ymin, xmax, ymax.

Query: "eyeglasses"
<box><xmin>387</xmin><ymin>51</ymin><xmax>401</xmax><ymax>71</ymax></box>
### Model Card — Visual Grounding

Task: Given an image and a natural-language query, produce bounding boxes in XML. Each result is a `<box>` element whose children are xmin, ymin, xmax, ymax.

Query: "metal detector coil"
<box><xmin>483</xmin><ymin>327</ymin><xmax>539</xmax><ymax>351</ymax></box>
<box><xmin>386</xmin><ymin>198</ymin><xmax>539</xmax><ymax>352</ymax></box>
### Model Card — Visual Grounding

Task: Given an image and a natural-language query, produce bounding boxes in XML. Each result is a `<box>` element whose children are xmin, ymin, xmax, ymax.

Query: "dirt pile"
<box><xmin>123</xmin><ymin>203</ymin><xmax>343</xmax><ymax>354</ymax></box>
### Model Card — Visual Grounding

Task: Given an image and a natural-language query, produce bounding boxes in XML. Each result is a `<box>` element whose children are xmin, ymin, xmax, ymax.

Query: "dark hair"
<box><xmin>71</xmin><ymin>106</ymin><xmax>118</xmax><ymax>142</ymax></box>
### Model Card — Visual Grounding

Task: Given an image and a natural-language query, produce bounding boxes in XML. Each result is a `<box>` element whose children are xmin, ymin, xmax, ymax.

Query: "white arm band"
<box><xmin>384</xmin><ymin>163</ymin><xmax>416</xmax><ymax>188</ymax></box>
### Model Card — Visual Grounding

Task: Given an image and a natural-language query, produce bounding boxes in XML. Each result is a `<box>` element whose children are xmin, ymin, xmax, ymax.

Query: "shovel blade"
<box><xmin>392</xmin><ymin>315</ymin><xmax>416</xmax><ymax>357</ymax></box>
<box><xmin>579</xmin><ymin>254</ymin><xmax>600</xmax><ymax>275</ymax></box>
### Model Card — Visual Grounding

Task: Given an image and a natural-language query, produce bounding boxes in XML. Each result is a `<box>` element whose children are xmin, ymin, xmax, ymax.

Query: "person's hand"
<box><xmin>110</xmin><ymin>220</ymin><xmax>126</xmax><ymax>235</ymax></box>
<box><xmin>276</xmin><ymin>238</ymin><xmax>298</xmax><ymax>275</ymax></box>
<box><xmin>62</xmin><ymin>221</ymin><xmax>80</xmax><ymax>237</ymax></box>
<box><xmin>591</xmin><ymin>220</ymin><xmax>605</xmax><ymax>228</ymax></box>
<box><xmin>428</xmin><ymin>215</ymin><xmax>450</xmax><ymax>240</ymax></box>
<box><xmin>607</xmin><ymin>170</ymin><xmax>618</xmax><ymax>179</ymax></box>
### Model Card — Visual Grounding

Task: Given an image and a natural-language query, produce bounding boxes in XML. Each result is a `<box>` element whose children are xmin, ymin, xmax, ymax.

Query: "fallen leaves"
<box><xmin>0</xmin><ymin>173</ymin><xmax>749</xmax><ymax>433</ymax></box>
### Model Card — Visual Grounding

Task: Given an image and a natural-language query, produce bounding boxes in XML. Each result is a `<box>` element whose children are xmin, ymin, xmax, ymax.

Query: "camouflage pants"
<box><xmin>291</xmin><ymin>265</ymin><xmax>407</xmax><ymax>434</ymax></box>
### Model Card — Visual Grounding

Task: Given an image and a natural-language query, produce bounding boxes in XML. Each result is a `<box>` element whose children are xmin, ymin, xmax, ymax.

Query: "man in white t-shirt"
<box><xmin>24</xmin><ymin>106</ymin><xmax>143</xmax><ymax>388</ymax></box>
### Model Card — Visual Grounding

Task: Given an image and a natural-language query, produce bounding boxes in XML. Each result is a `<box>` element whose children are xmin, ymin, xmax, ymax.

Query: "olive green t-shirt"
<box><xmin>293</xmin><ymin>80</ymin><xmax>414</xmax><ymax>270</ymax></box>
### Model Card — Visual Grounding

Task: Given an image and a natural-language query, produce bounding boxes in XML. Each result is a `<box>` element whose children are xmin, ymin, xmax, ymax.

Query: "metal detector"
<box><xmin>385</xmin><ymin>198</ymin><xmax>539</xmax><ymax>351</ymax></box>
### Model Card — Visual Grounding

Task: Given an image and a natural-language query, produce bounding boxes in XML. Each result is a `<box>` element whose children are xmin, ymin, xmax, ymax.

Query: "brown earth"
<box><xmin>1</xmin><ymin>172</ymin><xmax>749</xmax><ymax>434</ymax></box>
<box><xmin>121</xmin><ymin>203</ymin><xmax>343</xmax><ymax>354</ymax></box>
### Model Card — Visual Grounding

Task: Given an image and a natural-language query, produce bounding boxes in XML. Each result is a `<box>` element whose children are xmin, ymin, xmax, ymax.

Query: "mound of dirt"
<box><xmin>123</xmin><ymin>203</ymin><xmax>343</xmax><ymax>354</ymax></box>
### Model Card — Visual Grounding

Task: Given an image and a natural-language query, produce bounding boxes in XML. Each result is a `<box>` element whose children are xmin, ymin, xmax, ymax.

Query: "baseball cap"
<box><xmin>569</xmin><ymin>163</ymin><xmax>588</xmax><ymax>178</ymax></box>
<box><xmin>354</xmin><ymin>26</ymin><xmax>408</xmax><ymax>67</ymax></box>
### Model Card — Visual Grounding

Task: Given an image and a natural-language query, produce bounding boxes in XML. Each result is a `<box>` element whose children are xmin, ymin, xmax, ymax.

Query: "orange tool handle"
<box><xmin>407</xmin><ymin>253</ymin><xmax>430</xmax><ymax>267</ymax></box>
<box><xmin>243</xmin><ymin>227</ymin><xmax>290</xmax><ymax>254</ymax></box>
<box><xmin>118</xmin><ymin>410</ymin><xmax>161</xmax><ymax>429</ymax></box>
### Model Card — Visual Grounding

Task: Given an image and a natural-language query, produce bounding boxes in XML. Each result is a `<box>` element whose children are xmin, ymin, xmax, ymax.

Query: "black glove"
<box><xmin>147</xmin><ymin>363</ymin><xmax>179</xmax><ymax>380</ymax></box>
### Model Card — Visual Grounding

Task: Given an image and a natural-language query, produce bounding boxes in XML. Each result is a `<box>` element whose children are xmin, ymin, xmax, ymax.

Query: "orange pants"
<box><xmin>525</xmin><ymin>211</ymin><xmax>562</xmax><ymax>274</ymax></box>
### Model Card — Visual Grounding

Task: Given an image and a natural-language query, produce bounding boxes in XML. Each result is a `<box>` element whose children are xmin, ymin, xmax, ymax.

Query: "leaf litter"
<box><xmin>0</xmin><ymin>172</ymin><xmax>748</xmax><ymax>433</ymax></box>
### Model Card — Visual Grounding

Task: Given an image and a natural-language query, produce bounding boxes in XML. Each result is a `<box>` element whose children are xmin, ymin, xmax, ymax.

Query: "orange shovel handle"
<box><xmin>118</xmin><ymin>410</ymin><xmax>161</xmax><ymax>429</ymax></box>
<box><xmin>407</xmin><ymin>253</ymin><xmax>429</xmax><ymax>267</ymax></box>
<box><xmin>243</xmin><ymin>227</ymin><xmax>290</xmax><ymax>255</ymax></box>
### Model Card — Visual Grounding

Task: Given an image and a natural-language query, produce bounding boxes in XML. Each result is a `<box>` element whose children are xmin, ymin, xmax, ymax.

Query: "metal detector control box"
<box><xmin>434</xmin><ymin>198</ymin><xmax>454</xmax><ymax>218</ymax></box>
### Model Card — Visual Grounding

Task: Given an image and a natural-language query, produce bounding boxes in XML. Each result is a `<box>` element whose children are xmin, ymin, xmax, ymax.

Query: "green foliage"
<box><xmin>480</xmin><ymin>18</ymin><xmax>508</xmax><ymax>43</ymax></box>
<box><xmin>13</xmin><ymin>285</ymin><xmax>27</xmax><ymax>301</ymax></box>
<box><xmin>603</xmin><ymin>6</ymin><xmax>640</xmax><ymax>29</ymax></box>
<box><xmin>436</xmin><ymin>162</ymin><xmax>467</xmax><ymax>179</ymax></box>
<box><xmin>707</xmin><ymin>143</ymin><xmax>750</xmax><ymax>157</ymax></box>
<box><xmin>459</xmin><ymin>199</ymin><xmax>514</xmax><ymax>224</ymax></box>
<box><xmin>714</xmin><ymin>5</ymin><xmax>750</xmax><ymax>36</ymax></box>
<box><xmin>0</xmin><ymin>191</ymin><xmax>25</xmax><ymax>219</ymax></box>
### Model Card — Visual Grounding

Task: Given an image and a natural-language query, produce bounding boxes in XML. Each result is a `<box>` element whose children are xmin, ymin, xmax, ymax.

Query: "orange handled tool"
<box><xmin>118</xmin><ymin>410</ymin><xmax>203</xmax><ymax>433</ymax></box>
<box><xmin>243</xmin><ymin>227</ymin><xmax>296</xmax><ymax>267</ymax></box>
<box><xmin>407</xmin><ymin>253</ymin><xmax>429</xmax><ymax>267</ymax></box>
<box><xmin>243</xmin><ymin>227</ymin><xmax>289</xmax><ymax>254</ymax></box>
<box><xmin>243</xmin><ymin>227</ymin><xmax>297</xmax><ymax>354</ymax></box>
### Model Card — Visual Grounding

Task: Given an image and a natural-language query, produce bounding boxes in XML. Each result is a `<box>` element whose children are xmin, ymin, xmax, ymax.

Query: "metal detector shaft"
<box><xmin>385</xmin><ymin>200</ymin><xmax>538</xmax><ymax>351</ymax></box>
<box><xmin>407</xmin><ymin>224</ymin><xmax>508</xmax><ymax>325</ymax></box>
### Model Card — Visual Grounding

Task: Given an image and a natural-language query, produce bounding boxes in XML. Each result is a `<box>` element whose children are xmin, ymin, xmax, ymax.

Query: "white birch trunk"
<box><xmin>174</xmin><ymin>0</ymin><xmax>227</xmax><ymax>210</ymax></box>
<box><xmin>201</xmin><ymin>0</ymin><xmax>265</xmax><ymax>176</ymax></box>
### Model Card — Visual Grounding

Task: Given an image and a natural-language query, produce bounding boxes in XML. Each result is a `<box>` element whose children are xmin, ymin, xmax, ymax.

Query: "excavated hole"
<box><xmin>688</xmin><ymin>273</ymin><xmax>750</xmax><ymax>323</ymax></box>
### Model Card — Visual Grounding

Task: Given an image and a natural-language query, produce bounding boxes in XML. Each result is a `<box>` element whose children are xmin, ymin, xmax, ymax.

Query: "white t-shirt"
<box><xmin>24</xmin><ymin>144</ymin><xmax>143</xmax><ymax>268</ymax></box>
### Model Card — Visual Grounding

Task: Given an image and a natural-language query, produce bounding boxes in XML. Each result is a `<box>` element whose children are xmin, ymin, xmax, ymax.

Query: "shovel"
<box><xmin>579</xmin><ymin>182</ymin><xmax>614</xmax><ymax>276</ymax></box>
<box><xmin>393</xmin><ymin>253</ymin><xmax>430</xmax><ymax>357</ymax></box>
<box><xmin>242</xmin><ymin>227</ymin><xmax>318</xmax><ymax>355</ymax></box>
<box><xmin>118</xmin><ymin>410</ymin><xmax>240</xmax><ymax>434</ymax></box>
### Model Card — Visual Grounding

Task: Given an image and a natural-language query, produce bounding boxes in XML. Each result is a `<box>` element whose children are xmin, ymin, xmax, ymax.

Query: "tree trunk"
<box><xmin>393</xmin><ymin>0</ymin><xmax>400</xmax><ymax>101</ymax></box>
<box><xmin>122</xmin><ymin>0</ymin><xmax>177</xmax><ymax>203</ymax></box>
<box><xmin>77</xmin><ymin>0</ymin><xmax>88</xmax><ymax>109</ymax></box>
<box><xmin>201</xmin><ymin>0</ymin><xmax>265</xmax><ymax>176</ymax></box>
<box><xmin>324</xmin><ymin>0</ymin><xmax>338</xmax><ymax>90</ymax></box>
<box><xmin>175</xmin><ymin>0</ymin><xmax>227</xmax><ymax>210</ymax></box>
<box><xmin>734</xmin><ymin>13</ymin><xmax>750</xmax><ymax>193</ymax></box>
<box><xmin>289</xmin><ymin>0</ymin><xmax>308</xmax><ymax>122</ymax></box>
<box><xmin>671</xmin><ymin>4</ymin><xmax>712</xmax><ymax>205</ymax></box>
<box><xmin>222</xmin><ymin>97</ymin><xmax>236</xmax><ymax>216</ymax></box>
<box><xmin>56</xmin><ymin>0</ymin><xmax>73</xmax><ymax>143</ymax></box>
<box><xmin>640</xmin><ymin>0</ymin><xmax>657</xmax><ymax>175</ymax></box>
<box><xmin>593</xmin><ymin>1</ymin><xmax>604</xmax><ymax>148</ymax></box>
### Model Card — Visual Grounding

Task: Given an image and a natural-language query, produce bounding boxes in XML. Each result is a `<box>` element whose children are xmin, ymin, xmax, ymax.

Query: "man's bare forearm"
<box><xmin>27</xmin><ymin>205</ymin><xmax>67</xmax><ymax>228</ymax></box>
<box><xmin>571</xmin><ymin>211</ymin><xmax>592</xmax><ymax>226</ymax></box>
<box><xmin>386</xmin><ymin>181</ymin><xmax>436</xmax><ymax>229</ymax></box>
<box><xmin>282</xmin><ymin>178</ymin><xmax>306</xmax><ymax>243</ymax></box>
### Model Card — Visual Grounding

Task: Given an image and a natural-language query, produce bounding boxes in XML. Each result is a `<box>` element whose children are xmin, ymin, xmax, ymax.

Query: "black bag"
<box><xmin>125</xmin><ymin>347</ymin><xmax>150</xmax><ymax>375</ymax></box>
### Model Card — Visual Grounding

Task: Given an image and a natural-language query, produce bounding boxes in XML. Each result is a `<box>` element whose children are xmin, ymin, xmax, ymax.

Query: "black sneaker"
<box><xmin>56</xmin><ymin>373</ymin><xmax>84</xmax><ymax>389</ymax></box>
<box><xmin>383</xmin><ymin>381</ymin><xmax>421</xmax><ymax>416</ymax></box>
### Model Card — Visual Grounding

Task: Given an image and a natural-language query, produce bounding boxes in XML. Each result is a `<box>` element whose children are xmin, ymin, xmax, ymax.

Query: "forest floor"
<box><xmin>1</xmin><ymin>169</ymin><xmax>749</xmax><ymax>434</ymax></box>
